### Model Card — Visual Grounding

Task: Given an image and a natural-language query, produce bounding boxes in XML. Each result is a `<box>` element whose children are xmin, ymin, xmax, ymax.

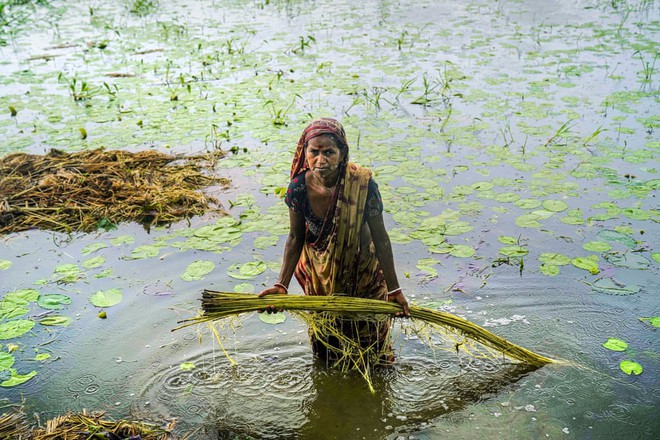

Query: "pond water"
<box><xmin>0</xmin><ymin>0</ymin><xmax>658</xmax><ymax>438</ymax></box>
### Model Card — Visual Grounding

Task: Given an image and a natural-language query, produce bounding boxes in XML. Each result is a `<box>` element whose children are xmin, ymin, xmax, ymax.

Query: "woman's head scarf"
<box><xmin>290</xmin><ymin>118</ymin><xmax>349</xmax><ymax>178</ymax></box>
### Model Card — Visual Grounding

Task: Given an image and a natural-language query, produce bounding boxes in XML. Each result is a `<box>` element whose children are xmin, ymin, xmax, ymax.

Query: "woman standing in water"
<box><xmin>259</xmin><ymin>118</ymin><xmax>409</xmax><ymax>364</ymax></box>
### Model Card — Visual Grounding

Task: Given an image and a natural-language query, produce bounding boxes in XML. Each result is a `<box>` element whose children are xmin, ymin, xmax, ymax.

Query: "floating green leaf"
<box><xmin>254</xmin><ymin>235</ymin><xmax>279</xmax><ymax>249</ymax></box>
<box><xmin>619</xmin><ymin>360</ymin><xmax>643</xmax><ymax>376</ymax></box>
<box><xmin>182</xmin><ymin>260</ymin><xmax>215</xmax><ymax>281</ymax></box>
<box><xmin>640</xmin><ymin>316</ymin><xmax>660</xmax><ymax>328</ymax></box>
<box><xmin>0</xmin><ymin>260</ymin><xmax>11</xmax><ymax>270</ymax></box>
<box><xmin>37</xmin><ymin>294</ymin><xmax>72</xmax><ymax>310</ymax></box>
<box><xmin>542</xmin><ymin>200</ymin><xmax>568</xmax><ymax>212</ymax></box>
<box><xmin>227</xmin><ymin>261</ymin><xmax>268</xmax><ymax>280</ymax></box>
<box><xmin>34</xmin><ymin>353</ymin><xmax>51</xmax><ymax>361</ymax></box>
<box><xmin>234</xmin><ymin>283</ymin><xmax>255</xmax><ymax>293</ymax></box>
<box><xmin>583</xmin><ymin>241</ymin><xmax>612</xmax><ymax>252</ymax></box>
<box><xmin>0</xmin><ymin>352</ymin><xmax>15</xmax><ymax>371</ymax></box>
<box><xmin>498</xmin><ymin>236</ymin><xmax>518</xmax><ymax>245</ymax></box>
<box><xmin>603</xmin><ymin>252</ymin><xmax>650</xmax><ymax>270</ymax></box>
<box><xmin>128</xmin><ymin>245</ymin><xmax>161</xmax><ymax>260</ymax></box>
<box><xmin>39</xmin><ymin>316</ymin><xmax>72</xmax><ymax>326</ymax></box>
<box><xmin>571</xmin><ymin>256</ymin><xmax>600</xmax><ymax>274</ymax></box>
<box><xmin>597</xmin><ymin>230</ymin><xmax>636</xmax><ymax>248</ymax></box>
<box><xmin>540</xmin><ymin>264</ymin><xmax>560</xmax><ymax>276</ymax></box>
<box><xmin>537</xmin><ymin>253</ymin><xmax>570</xmax><ymax>266</ymax></box>
<box><xmin>180</xmin><ymin>362</ymin><xmax>196</xmax><ymax>371</ymax></box>
<box><xmin>0</xmin><ymin>320</ymin><xmax>35</xmax><ymax>340</ymax></box>
<box><xmin>514</xmin><ymin>199</ymin><xmax>541</xmax><ymax>209</ymax></box>
<box><xmin>81</xmin><ymin>242</ymin><xmax>108</xmax><ymax>255</ymax></box>
<box><xmin>110</xmin><ymin>235</ymin><xmax>135</xmax><ymax>246</ymax></box>
<box><xmin>90</xmin><ymin>289</ymin><xmax>123</xmax><ymax>307</ymax></box>
<box><xmin>443</xmin><ymin>221</ymin><xmax>474</xmax><ymax>236</ymax></box>
<box><xmin>652</xmin><ymin>253</ymin><xmax>660</xmax><ymax>263</ymax></box>
<box><xmin>82</xmin><ymin>256</ymin><xmax>106</xmax><ymax>269</ymax></box>
<box><xmin>53</xmin><ymin>264</ymin><xmax>82</xmax><ymax>283</ymax></box>
<box><xmin>449</xmin><ymin>245</ymin><xmax>476</xmax><ymax>258</ymax></box>
<box><xmin>621</xmin><ymin>208</ymin><xmax>650</xmax><ymax>221</ymax></box>
<box><xmin>0</xmin><ymin>369</ymin><xmax>37</xmax><ymax>387</ymax></box>
<box><xmin>499</xmin><ymin>246</ymin><xmax>528</xmax><ymax>257</ymax></box>
<box><xmin>591</xmin><ymin>278</ymin><xmax>640</xmax><ymax>295</ymax></box>
<box><xmin>602</xmin><ymin>338</ymin><xmax>628</xmax><ymax>351</ymax></box>
<box><xmin>259</xmin><ymin>312</ymin><xmax>286</xmax><ymax>324</ymax></box>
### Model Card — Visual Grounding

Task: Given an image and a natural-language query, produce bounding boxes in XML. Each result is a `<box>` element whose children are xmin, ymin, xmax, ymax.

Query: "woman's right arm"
<box><xmin>258</xmin><ymin>209</ymin><xmax>306</xmax><ymax>296</ymax></box>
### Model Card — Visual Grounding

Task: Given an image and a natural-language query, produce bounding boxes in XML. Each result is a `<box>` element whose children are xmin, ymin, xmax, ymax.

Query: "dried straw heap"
<box><xmin>177</xmin><ymin>291</ymin><xmax>555</xmax><ymax>390</ymax></box>
<box><xmin>0</xmin><ymin>408</ymin><xmax>175</xmax><ymax>440</ymax></box>
<box><xmin>0</xmin><ymin>148</ymin><xmax>228</xmax><ymax>235</ymax></box>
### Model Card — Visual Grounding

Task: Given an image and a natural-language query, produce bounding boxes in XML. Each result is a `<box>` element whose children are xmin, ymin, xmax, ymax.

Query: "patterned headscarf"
<box><xmin>290</xmin><ymin>118</ymin><xmax>349</xmax><ymax>179</ymax></box>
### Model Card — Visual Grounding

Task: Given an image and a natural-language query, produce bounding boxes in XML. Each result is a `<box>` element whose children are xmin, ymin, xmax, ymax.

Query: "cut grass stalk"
<box><xmin>176</xmin><ymin>291</ymin><xmax>555</xmax><ymax>367</ymax></box>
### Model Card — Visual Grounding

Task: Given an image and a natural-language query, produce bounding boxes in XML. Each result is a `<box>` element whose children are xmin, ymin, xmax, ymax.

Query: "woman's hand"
<box><xmin>258</xmin><ymin>284</ymin><xmax>287</xmax><ymax>313</ymax></box>
<box><xmin>387</xmin><ymin>289</ymin><xmax>410</xmax><ymax>318</ymax></box>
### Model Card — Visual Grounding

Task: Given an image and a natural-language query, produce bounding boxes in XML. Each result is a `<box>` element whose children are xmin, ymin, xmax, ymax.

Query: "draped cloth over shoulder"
<box><xmin>290</xmin><ymin>118</ymin><xmax>391</xmax><ymax>363</ymax></box>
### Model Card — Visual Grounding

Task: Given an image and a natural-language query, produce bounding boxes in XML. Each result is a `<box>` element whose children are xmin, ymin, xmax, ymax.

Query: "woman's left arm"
<box><xmin>367</xmin><ymin>213</ymin><xmax>410</xmax><ymax>317</ymax></box>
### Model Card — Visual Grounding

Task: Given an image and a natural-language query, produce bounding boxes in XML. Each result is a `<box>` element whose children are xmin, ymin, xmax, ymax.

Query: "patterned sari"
<box><xmin>290</xmin><ymin>119</ymin><xmax>392</xmax><ymax>364</ymax></box>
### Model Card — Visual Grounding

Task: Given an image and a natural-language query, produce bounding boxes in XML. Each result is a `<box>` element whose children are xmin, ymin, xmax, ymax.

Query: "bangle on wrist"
<box><xmin>387</xmin><ymin>287</ymin><xmax>402</xmax><ymax>297</ymax></box>
<box><xmin>274</xmin><ymin>282</ymin><xmax>288</xmax><ymax>294</ymax></box>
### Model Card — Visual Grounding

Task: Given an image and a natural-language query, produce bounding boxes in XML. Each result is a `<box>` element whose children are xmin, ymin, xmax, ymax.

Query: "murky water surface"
<box><xmin>1</xmin><ymin>0</ymin><xmax>658</xmax><ymax>438</ymax></box>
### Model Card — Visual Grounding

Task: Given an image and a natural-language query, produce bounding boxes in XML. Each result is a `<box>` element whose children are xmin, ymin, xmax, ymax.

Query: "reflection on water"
<box><xmin>132</xmin><ymin>325</ymin><xmax>540</xmax><ymax>439</ymax></box>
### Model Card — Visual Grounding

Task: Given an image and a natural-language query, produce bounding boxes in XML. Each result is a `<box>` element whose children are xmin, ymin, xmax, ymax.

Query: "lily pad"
<box><xmin>0</xmin><ymin>320</ymin><xmax>35</xmax><ymax>340</ymax></box>
<box><xmin>583</xmin><ymin>241</ymin><xmax>612</xmax><ymax>252</ymax></box>
<box><xmin>498</xmin><ymin>236</ymin><xmax>518</xmax><ymax>245</ymax></box>
<box><xmin>538</xmin><ymin>253</ymin><xmax>571</xmax><ymax>266</ymax></box>
<box><xmin>0</xmin><ymin>369</ymin><xmax>38</xmax><ymax>387</ymax></box>
<box><xmin>259</xmin><ymin>312</ymin><xmax>286</xmax><ymax>324</ymax></box>
<box><xmin>39</xmin><ymin>316</ymin><xmax>72</xmax><ymax>326</ymax></box>
<box><xmin>81</xmin><ymin>242</ymin><xmax>108</xmax><ymax>255</ymax></box>
<box><xmin>82</xmin><ymin>256</ymin><xmax>106</xmax><ymax>269</ymax></box>
<box><xmin>591</xmin><ymin>278</ymin><xmax>640</xmax><ymax>295</ymax></box>
<box><xmin>180</xmin><ymin>362</ymin><xmax>196</xmax><ymax>371</ymax></box>
<box><xmin>0</xmin><ymin>352</ymin><xmax>15</xmax><ymax>371</ymax></box>
<box><xmin>0</xmin><ymin>260</ymin><xmax>11</xmax><ymax>270</ymax></box>
<box><xmin>254</xmin><ymin>235</ymin><xmax>279</xmax><ymax>249</ymax></box>
<box><xmin>182</xmin><ymin>260</ymin><xmax>215</xmax><ymax>281</ymax></box>
<box><xmin>571</xmin><ymin>256</ymin><xmax>600</xmax><ymax>274</ymax></box>
<box><xmin>37</xmin><ymin>294</ymin><xmax>72</xmax><ymax>310</ymax></box>
<box><xmin>639</xmin><ymin>316</ymin><xmax>660</xmax><ymax>327</ymax></box>
<box><xmin>539</xmin><ymin>264</ymin><xmax>560</xmax><ymax>276</ymax></box>
<box><xmin>640</xmin><ymin>316</ymin><xmax>660</xmax><ymax>328</ymax></box>
<box><xmin>652</xmin><ymin>253</ymin><xmax>660</xmax><ymax>263</ymax></box>
<box><xmin>227</xmin><ymin>261</ymin><xmax>268</xmax><ymax>280</ymax></box>
<box><xmin>234</xmin><ymin>283</ymin><xmax>255</xmax><ymax>293</ymax></box>
<box><xmin>449</xmin><ymin>245</ymin><xmax>476</xmax><ymax>258</ymax></box>
<box><xmin>110</xmin><ymin>235</ymin><xmax>135</xmax><ymax>246</ymax></box>
<box><xmin>603</xmin><ymin>252</ymin><xmax>650</xmax><ymax>270</ymax></box>
<box><xmin>499</xmin><ymin>246</ymin><xmax>528</xmax><ymax>257</ymax></box>
<box><xmin>542</xmin><ymin>200</ymin><xmax>568</xmax><ymax>212</ymax></box>
<box><xmin>621</xmin><ymin>208</ymin><xmax>650</xmax><ymax>221</ymax></box>
<box><xmin>128</xmin><ymin>245</ymin><xmax>161</xmax><ymax>260</ymax></box>
<box><xmin>619</xmin><ymin>360</ymin><xmax>643</xmax><ymax>376</ymax></box>
<box><xmin>514</xmin><ymin>198</ymin><xmax>541</xmax><ymax>209</ymax></box>
<box><xmin>90</xmin><ymin>289</ymin><xmax>123</xmax><ymax>307</ymax></box>
<box><xmin>602</xmin><ymin>337</ymin><xmax>628</xmax><ymax>351</ymax></box>
<box><xmin>597</xmin><ymin>230</ymin><xmax>636</xmax><ymax>248</ymax></box>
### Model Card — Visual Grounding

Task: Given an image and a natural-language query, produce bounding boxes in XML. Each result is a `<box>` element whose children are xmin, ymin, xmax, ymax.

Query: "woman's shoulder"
<box><xmin>289</xmin><ymin>171</ymin><xmax>307</xmax><ymax>189</ymax></box>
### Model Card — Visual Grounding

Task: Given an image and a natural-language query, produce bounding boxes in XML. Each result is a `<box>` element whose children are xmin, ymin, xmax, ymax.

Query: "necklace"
<box><xmin>311</xmin><ymin>169</ymin><xmax>340</xmax><ymax>193</ymax></box>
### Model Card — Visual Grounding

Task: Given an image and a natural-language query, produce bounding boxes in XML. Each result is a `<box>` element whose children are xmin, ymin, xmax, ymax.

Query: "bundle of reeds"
<box><xmin>177</xmin><ymin>290</ymin><xmax>555</xmax><ymax>367</ymax></box>
<box><xmin>28</xmin><ymin>410</ymin><xmax>175</xmax><ymax>440</ymax></box>
<box><xmin>0</xmin><ymin>408</ymin><xmax>29</xmax><ymax>440</ymax></box>
<box><xmin>0</xmin><ymin>148</ymin><xmax>228</xmax><ymax>234</ymax></box>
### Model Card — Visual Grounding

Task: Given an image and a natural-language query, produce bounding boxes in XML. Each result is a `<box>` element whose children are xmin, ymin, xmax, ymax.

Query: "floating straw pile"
<box><xmin>24</xmin><ymin>410</ymin><xmax>174</xmax><ymax>440</ymax></box>
<box><xmin>0</xmin><ymin>408</ymin><xmax>29</xmax><ymax>439</ymax></box>
<box><xmin>0</xmin><ymin>148</ymin><xmax>228</xmax><ymax>234</ymax></box>
<box><xmin>177</xmin><ymin>290</ymin><xmax>554</xmax><ymax>369</ymax></box>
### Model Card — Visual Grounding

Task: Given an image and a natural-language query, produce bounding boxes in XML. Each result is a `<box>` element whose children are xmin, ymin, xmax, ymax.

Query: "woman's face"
<box><xmin>305</xmin><ymin>134</ymin><xmax>344</xmax><ymax>176</ymax></box>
